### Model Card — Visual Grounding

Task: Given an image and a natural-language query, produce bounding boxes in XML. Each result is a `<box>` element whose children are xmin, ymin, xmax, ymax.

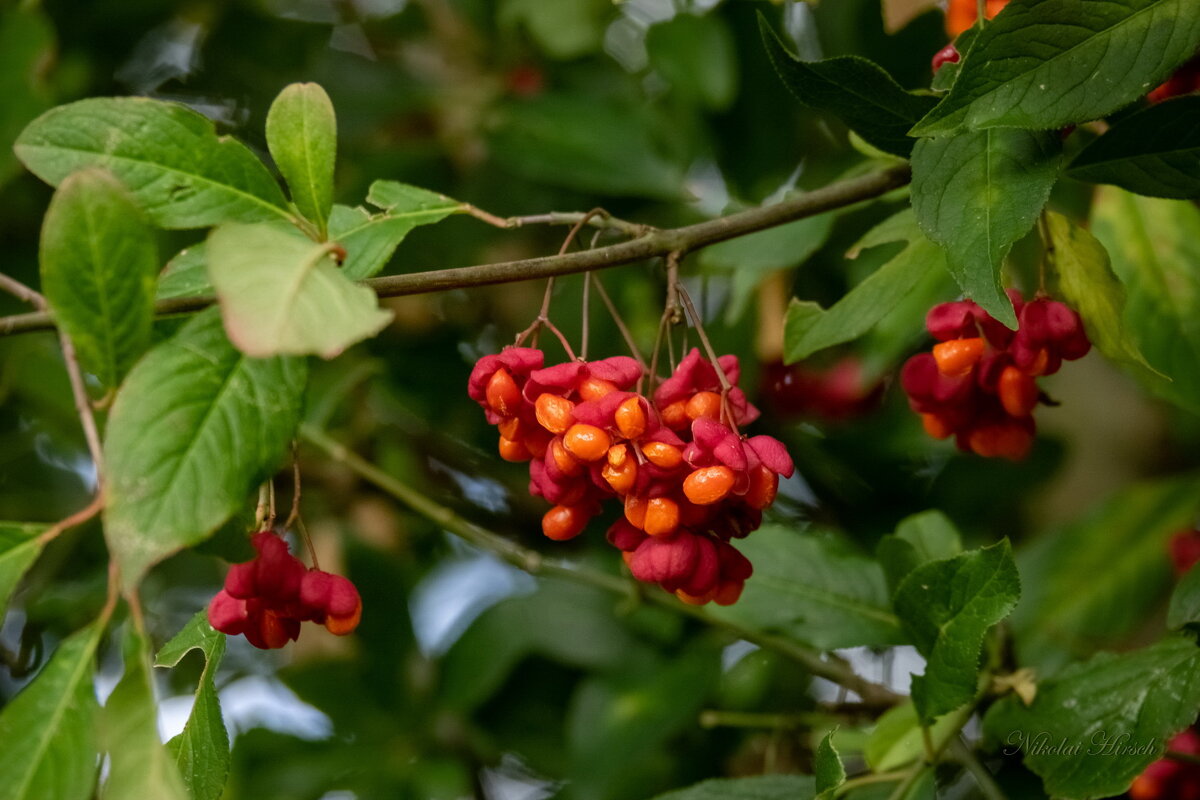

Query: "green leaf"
<box><xmin>16</xmin><ymin>97</ymin><xmax>290</xmax><ymax>229</ymax></box>
<box><xmin>652</xmin><ymin>775</ymin><xmax>816</xmax><ymax>800</ymax></box>
<box><xmin>895</xmin><ymin>540</ymin><xmax>1020</xmax><ymax>723</ymax></box>
<box><xmin>814</xmin><ymin>729</ymin><xmax>846</xmax><ymax>798</ymax></box>
<box><xmin>0</xmin><ymin>5</ymin><xmax>54</xmax><ymax>187</ymax></box>
<box><xmin>156</xmin><ymin>244</ymin><xmax>210</xmax><ymax>301</ymax></box>
<box><xmin>488</xmin><ymin>94</ymin><xmax>686</xmax><ymax>199</ymax></box>
<box><xmin>877</xmin><ymin>510</ymin><xmax>964</xmax><ymax>594</ymax></box>
<box><xmin>701</xmin><ymin>210</ymin><xmax>835</xmax><ymax>323</ymax></box>
<box><xmin>266</xmin><ymin>83</ymin><xmax>336</xmax><ymax>235</ymax></box>
<box><xmin>1044</xmin><ymin>210</ymin><xmax>1159</xmax><ymax>375</ymax></box>
<box><xmin>39</xmin><ymin>168</ymin><xmax>158</xmax><ymax>388</ymax></box>
<box><xmin>156</xmin><ymin>611</ymin><xmax>230</xmax><ymax>800</ymax></box>
<box><xmin>865</xmin><ymin>700</ymin><xmax>973</xmax><ymax>772</ymax></box>
<box><xmin>983</xmin><ymin>636</ymin><xmax>1200</xmax><ymax>799</ymax></box>
<box><xmin>930</xmin><ymin>26</ymin><xmax>979</xmax><ymax>94</ymax></box>
<box><xmin>783</xmin><ymin>210</ymin><xmax>940</xmax><ymax>361</ymax></box>
<box><xmin>207</xmin><ymin>222</ymin><xmax>392</xmax><ymax>358</ymax></box>
<box><xmin>1068</xmin><ymin>95</ymin><xmax>1200</xmax><ymax>199</ymax></box>
<box><xmin>1090</xmin><ymin>186</ymin><xmax>1200</xmax><ymax>413</ymax></box>
<box><xmin>0</xmin><ymin>621</ymin><xmax>103</xmax><ymax>800</ymax></box>
<box><xmin>647</xmin><ymin>13</ymin><xmax>738</xmax><ymax>111</ymax></box>
<box><xmin>327</xmin><ymin>182</ymin><xmax>461</xmax><ymax>280</ymax></box>
<box><xmin>1168</xmin><ymin>564</ymin><xmax>1200</xmax><ymax>630</ymax></box>
<box><xmin>911</xmin><ymin>128</ymin><xmax>1062</xmax><ymax>327</ymax></box>
<box><xmin>910</xmin><ymin>0</ymin><xmax>1200</xmax><ymax>136</ymax></box>
<box><xmin>759</xmin><ymin>16</ymin><xmax>936</xmax><ymax>157</ymax></box>
<box><xmin>1012</xmin><ymin>476</ymin><xmax>1200</xmax><ymax>671</ymax></box>
<box><xmin>103</xmin><ymin>307</ymin><xmax>306</xmax><ymax>588</ymax></box>
<box><xmin>708</xmin><ymin>525</ymin><xmax>905</xmax><ymax>650</ymax></box>
<box><xmin>0</xmin><ymin>523</ymin><xmax>45</xmax><ymax>621</ymax></box>
<box><xmin>101</xmin><ymin>627</ymin><xmax>188</xmax><ymax>800</ymax></box>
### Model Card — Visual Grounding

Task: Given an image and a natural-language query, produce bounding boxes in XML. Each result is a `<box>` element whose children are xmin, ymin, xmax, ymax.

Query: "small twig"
<box><xmin>0</xmin><ymin>166</ymin><xmax>913</xmax><ymax>338</ymax></box>
<box><xmin>37</xmin><ymin>493</ymin><xmax>104</xmax><ymax>545</ymax></box>
<box><xmin>581</xmin><ymin>272</ymin><xmax>591</xmax><ymax>361</ymax></box>
<box><xmin>698</xmin><ymin>709</ymin><xmax>834</xmax><ymax>729</ymax></box>
<box><xmin>977</xmin><ymin>0</ymin><xmax>987</xmax><ymax>25</ymax></box>
<box><xmin>885</xmin><ymin>766</ymin><xmax>927</xmax><ymax>800</ymax></box>
<box><xmin>592</xmin><ymin>276</ymin><xmax>646</xmax><ymax>369</ymax></box>
<box><xmin>284</xmin><ymin>439</ymin><xmax>302</xmax><ymax>530</ymax></box>
<box><xmin>949</xmin><ymin>737</ymin><xmax>1008</xmax><ymax>800</ymax></box>
<box><xmin>295</xmin><ymin>515</ymin><xmax>320</xmax><ymax>571</ymax></box>
<box><xmin>464</xmin><ymin>205</ymin><xmax>650</xmax><ymax>238</ymax></box>
<box><xmin>255</xmin><ymin>483</ymin><xmax>270</xmax><ymax>529</ymax></box>
<box><xmin>920</xmin><ymin>724</ymin><xmax>936</xmax><ymax>764</ymax></box>
<box><xmin>0</xmin><ymin>272</ymin><xmax>104</xmax><ymax>480</ymax></box>
<box><xmin>266</xmin><ymin>481</ymin><xmax>277</xmax><ymax>529</ymax></box>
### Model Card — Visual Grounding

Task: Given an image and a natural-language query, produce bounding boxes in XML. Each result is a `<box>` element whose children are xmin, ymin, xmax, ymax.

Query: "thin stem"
<box><xmin>37</xmin><ymin>493</ymin><xmax>104</xmax><ymax>545</ymax></box>
<box><xmin>921</xmin><ymin>724</ymin><xmax>936</xmax><ymax>763</ymax></box>
<box><xmin>977</xmin><ymin>0</ymin><xmax>987</xmax><ymax>26</ymax></box>
<box><xmin>255</xmin><ymin>483</ymin><xmax>270</xmax><ymax>529</ymax></box>
<box><xmin>0</xmin><ymin>166</ymin><xmax>912</xmax><ymax>338</ymax></box>
<box><xmin>465</xmin><ymin>206</ymin><xmax>650</xmax><ymax>238</ymax></box>
<box><xmin>580</xmin><ymin>272</ymin><xmax>591</xmax><ymax>361</ymax></box>
<box><xmin>592</xmin><ymin>275</ymin><xmax>646</xmax><ymax>369</ymax></box>
<box><xmin>949</xmin><ymin>737</ymin><xmax>1007</xmax><ymax>800</ymax></box>
<box><xmin>284</xmin><ymin>439</ymin><xmax>302</xmax><ymax>530</ymax></box>
<box><xmin>675</xmin><ymin>277</ymin><xmax>740</xmax><ymax>432</ymax></box>
<box><xmin>296</xmin><ymin>515</ymin><xmax>320</xmax><ymax>571</ymax></box>
<box><xmin>0</xmin><ymin>272</ymin><xmax>104</xmax><ymax>479</ymax></box>
<box><xmin>835</xmin><ymin>770</ymin><xmax>911</xmax><ymax>797</ymax></box>
<box><xmin>885</xmin><ymin>766</ymin><xmax>927</xmax><ymax>800</ymax></box>
<box><xmin>266</xmin><ymin>481</ymin><xmax>276</xmax><ymax>529</ymax></box>
<box><xmin>300</xmin><ymin>424</ymin><xmax>902</xmax><ymax>706</ymax></box>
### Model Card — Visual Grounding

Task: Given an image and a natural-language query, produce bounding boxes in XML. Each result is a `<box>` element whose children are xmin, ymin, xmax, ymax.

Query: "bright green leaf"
<box><xmin>814</xmin><ymin>729</ymin><xmax>846</xmax><ymax>797</ymax></box>
<box><xmin>326</xmin><ymin>182</ymin><xmax>462</xmax><ymax>280</ymax></box>
<box><xmin>1091</xmin><ymin>186</ymin><xmax>1200</xmax><ymax>413</ymax></box>
<box><xmin>878</xmin><ymin>510</ymin><xmax>964</xmax><ymax>594</ymax></box>
<box><xmin>0</xmin><ymin>621</ymin><xmax>103</xmax><ymax>800</ymax></box>
<box><xmin>895</xmin><ymin>540</ymin><xmax>1020</xmax><ymax>723</ymax></box>
<box><xmin>983</xmin><ymin>636</ymin><xmax>1200</xmax><ymax>799</ymax></box>
<box><xmin>911</xmin><ymin>128</ymin><xmax>1062</xmax><ymax>327</ymax></box>
<box><xmin>156</xmin><ymin>611</ymin><xmax>230</xmax><ymax>800</ymax></box>
<box><xmin>207</xmin><ymin>222</ymin><xmax>392</xmax><ymax>358</ymax></box>
<box><xmin>101</xmin><ymin>627</ymin><xmax>188</xmax><ymax>800</ymax></box>
<box><xmin>156</xmin><ymin>244</ymin><xmax>210</xmax><ymax>301</ymax></box>
<box><xmin>266</xmin><ymin>83</ymin><xmax>336</xmax><ymax>235</ymax></box>
<box><xmin>16</xmin><ymin>97</ymin><xmax>290</xmax><ymax>229</ymax></box>
<box><xmin>709</xmin><ymin>525</ymin><xmax>905</xmax><ymax>650</ymax></box>
<box><xmin>759</xmin><ymin>16</ymin><xmax>936</xmax><ymax>157</ymax></box>
<box><xmin>865</xmin><ymin>700</ymin><xmax>973</xmax><ymax>772</ymax></box>
<box><xmin>647</xmin><ymin>13</ymin><xmax>738</xmax><ymax>111</ymax></box>
<box><xmin>784</xmin><ymin>210</ymin><xmax>940</xmax><ymax>362</ymax></box>
<box><xmin>1013</xmin><ymin>476</ymin><xmax>1200</xmax><ymax>672</ymax></box>
<box><xmin>1068</xmin><ymin>95</ymin><xmax>1200</xmax><ymax>199</ymax></box>
<box><xmin>103</xmin><ymin>307</ymin><xmax>306</xmax><ymax>588</ymax></box>
<box><xmin>910</xmin><ymin>0</ymin><xmax>1200</xmax><ymax>136</ymax></box>
<box><xmin>1044</xmin><ymin>210</ymin><xmax>1159</xmax><ymax>375</ymax></box>
<box><xmin>652</xmin><ymin>775</ymin><xmax>816</xmax><ymax>800</ymax></box>
<box><xmin>39</xmin><ymin>168</ymin><xmax>158</xmax><ymax>388</ymax></box>
<box><xmin>0</xmin><ymin>523</ymin><xmax>45</xmax><ymax>621</ymax></box>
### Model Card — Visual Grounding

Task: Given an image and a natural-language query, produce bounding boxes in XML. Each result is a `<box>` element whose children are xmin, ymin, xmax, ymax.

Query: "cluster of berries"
<box><xmin>761</xmin><ymin>356</ymin><xmax>881</xmax><ymax>423</ymax></box>
<box><xmin>1149</xmin><ymin>55</ymin><xmax>1200</xmax><ymax>104</ymax></box>
<box><xmin>468</xmin><ymin>347</ymin><xmax>794</xmax><ymax>605</ymax></box>
<box><xmin>901</xmin><ymin>291</ymin><xmax>1090</xmax><ymax>460</ymax></box>
<box><xmin>208</xmin><ymin>531</ymin><xmax>362</xmax><ymax>649</ymax></box>
<box><xmin>1130</xmin><ymin>728</ymin><xmax>1200</xmax><ymax>800</ymax></box>
<box><xmin>1172</xmin><ymin>529</ymin><xmax>1200</xmax><ymax>576</ymax></box>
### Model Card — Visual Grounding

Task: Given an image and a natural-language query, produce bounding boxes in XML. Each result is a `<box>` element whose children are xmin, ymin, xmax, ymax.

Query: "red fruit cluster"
<box><xmin>1130</xmin><ymin>729</ymin><xmax>1200</xmax><ymax>800</ymax></box>
<box><xmin>944</xmin><ymin>0</ymin><xmax>1008</xmax><ymax>37</ymax></box>
<box><xmin>469</xmin><ymin>347</ymin><xmax>795</xmax><ymax>605</ymax></box>
<box><xmin>208</xmin><ymin>531</ymin><xmax>362</xmax><ymax>649</ymax></box>
<box><xmin>901</xmin><ymin>291</ymin><xmax>1090</xmax><ymax>460</ymax></box>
